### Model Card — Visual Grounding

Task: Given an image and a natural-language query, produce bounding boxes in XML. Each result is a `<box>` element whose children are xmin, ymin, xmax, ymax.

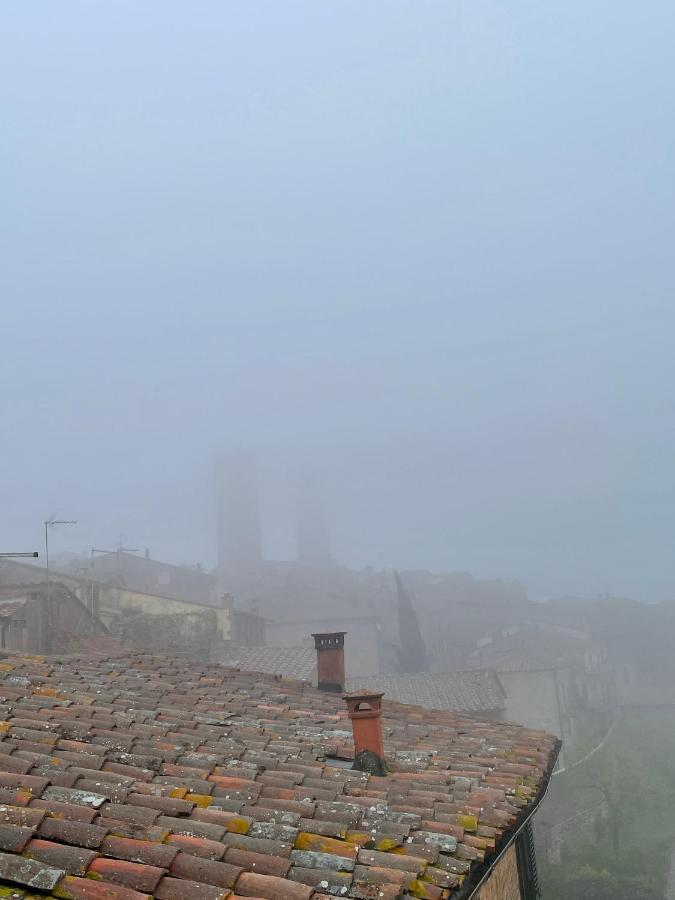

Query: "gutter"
<box><xmin>457</xmin><ymin>738</ymin><xmax>563</xmax><ymax>900</ymax></box>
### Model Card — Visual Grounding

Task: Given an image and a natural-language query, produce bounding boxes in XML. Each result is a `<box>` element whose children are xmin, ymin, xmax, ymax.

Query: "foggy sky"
<box><xmin>2</xmin><ymin>2</ymin><xmax>674</xmax><ymax>602</ymax></box>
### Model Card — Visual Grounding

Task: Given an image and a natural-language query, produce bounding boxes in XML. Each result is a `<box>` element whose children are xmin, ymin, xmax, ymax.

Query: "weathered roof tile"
<box><xmin>0</xmin><ymin>849</ymin><xmax>64</xmax><ymax>890</ymax></box>
<box><xmin>24</xmin><ymin>836</ymin><xmax>98</xmax><ymax>875</ymax></box>
<box><xmin>87</xmin><ymin>854</ymin><xmax>165</xmax><ymax>892</ymax></box>
<box><xmin>169</xmin><ymin>851</ymin><xmax>242</xmax><ymax>887</ymax></box>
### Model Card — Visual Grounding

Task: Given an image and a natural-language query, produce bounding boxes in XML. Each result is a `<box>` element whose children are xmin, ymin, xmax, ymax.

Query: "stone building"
<box><xmin>0</xmin><ymin>557</ymin><xmax>263</xmax><ymax>660</ymax></box>
<box><xmin>0</xmin><ymin>582</ymin><xmax>108</xmax><ymax>654</ymax></box>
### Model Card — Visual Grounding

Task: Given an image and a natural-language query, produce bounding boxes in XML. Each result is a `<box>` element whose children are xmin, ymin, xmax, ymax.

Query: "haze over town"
<box><xmin>2</xmin><ymin>5</ymin><xmax>675</xmax><ymax>899</ymax></box>
<box><xmin>3</xmin><ymin>2</ymin><xmax>675</xmax><ymax>603</ymax></box>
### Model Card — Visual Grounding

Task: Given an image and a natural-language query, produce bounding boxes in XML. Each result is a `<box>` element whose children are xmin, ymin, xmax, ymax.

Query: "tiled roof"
<box><xmin>0</xmin><ymin>598</ymin><xmax>28</xmax><ymax>619</ymax></box>
<box><xmin>468</xmin><ymin>625</ymin><xmax>591</xmax><ymax>673</ymax></box>
<box><xmin>0</xmin><ymin>651</ymin><xmax>558</xmax><ymax>899</ymax></box>
<box><xmin>219</xmin><ymin>646</ymin><xmax>317</xmax><ymax>682</ymax></box>
<box><xmin>345</xmin><ymin>671</ymin><xmax>506</xmax><ymax>715</ymax></box>
<box><xmin>470</xmin><ymin>652</ymin><xmax>571</xmax><ymax>674</ymax></box>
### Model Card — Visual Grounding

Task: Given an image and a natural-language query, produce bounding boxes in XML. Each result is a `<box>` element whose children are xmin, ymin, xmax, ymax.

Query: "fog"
<box><xmin>2</xmin><ymin>1</ymin><xmax>675</xmax><ymax>602</ymax></box>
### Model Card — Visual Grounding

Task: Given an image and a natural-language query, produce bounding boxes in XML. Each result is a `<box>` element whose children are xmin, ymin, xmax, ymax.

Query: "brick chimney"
<box><xmin>312</xmin><ymin>631</ymin><xmax>346</xmax><ymax>693</ymax></box>
<box><xmin>343</xmin><ymin>690</ymin><xmax>386</xmax><ymax>774</ymax></box>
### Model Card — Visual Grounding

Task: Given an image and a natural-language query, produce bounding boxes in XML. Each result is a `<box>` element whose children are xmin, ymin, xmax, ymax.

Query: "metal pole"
<box><xmin>45</xmin><ymin>520</ymin><xmax>50</xmax><ymax>656</ymax></box>
<box><xmin>45</xmin><ymin>521</ymin><xmax>50</xmax><ymax>607</ymax></box>
<box><xmin>43</xmin><ymin>518</ymin><xmax>77</xmax><ymax>653</ymax></box>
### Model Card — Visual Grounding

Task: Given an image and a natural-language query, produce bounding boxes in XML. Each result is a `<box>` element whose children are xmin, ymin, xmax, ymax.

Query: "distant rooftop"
<box><xmin>346</xmin><ymin>669</ymin><xmax>506</xmax><ymax>715</ymax></box>
<box><xmin>220</xmin><ymin>643</ymin><xmax>317</xmax><ymax>681</ymax></box>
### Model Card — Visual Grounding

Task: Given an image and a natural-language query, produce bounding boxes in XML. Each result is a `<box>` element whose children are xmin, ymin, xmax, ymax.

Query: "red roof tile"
<box><xmin>24</xmin><ymin>836</ymin><xmax>98</xmax><ymax>875</ymax></box>
<box><xmin>165</xmin><ymin>833</ymin><xmax>227</xmax><ymax>860</ymax></box>
<box><xmin>224</xmin><ymin>845</ymin><xmax>291</xmax><ymax>877</ymax></box>
<box><xmin>154</xmin><ymin>875</ymin><xmax>231</xmax><ymax>900</ymax></box>
<box><xmin>55</xmin><ymin>875</ymin><xmax>152</xmax><ymax>899</ymax></box>
<box><xmin>236</xmin><ymin>870</ymin><xmax>314</xmax><ymax>899</ymax></box>
<box><xmin>169</xmin><ymin>851</ymin><xmax>243</xmax><ymax>887</ymax></box>
<box><xmin>100</xmin><ymin>834</ymin><xmax>179</xmax><ymax>868</ymax></box>
<box><xmin>87</xmin><ymin>855</ymin><xmax>165</xmax><ymax>892</ymax></box>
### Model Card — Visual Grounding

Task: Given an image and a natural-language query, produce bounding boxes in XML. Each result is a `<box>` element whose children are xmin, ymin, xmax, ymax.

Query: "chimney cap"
<box><xmin>343</xmin><ymin>690</ymin><xmax>385</xmax><ymax>718</ymax></box>
<box><xmin>343</xmin><ymin>689</ymin><xmax>384</xmax><ymax>702</ymax></box>
<box><xmin>312</xmin><ymin>631</ymin><xmax>346</xmax><ymax>648</ymax></box>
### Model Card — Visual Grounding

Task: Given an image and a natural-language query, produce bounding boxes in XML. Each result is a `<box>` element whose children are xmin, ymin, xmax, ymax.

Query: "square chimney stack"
<box><xmin>312</xmin><ymin>632</ymin><xmax>346</xmax><ymax>693</ymax></box>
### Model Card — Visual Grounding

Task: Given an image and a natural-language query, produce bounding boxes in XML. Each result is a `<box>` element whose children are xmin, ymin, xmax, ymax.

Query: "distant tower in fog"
<box><xmin>296</xmin><ymin>474</ymin><xmax>332</xmax><ymax>566</ymax></box>
<box><xmin>216</xmin><ymin>451</ymin><xmax>262</xmax><ymax>573</ymax></box>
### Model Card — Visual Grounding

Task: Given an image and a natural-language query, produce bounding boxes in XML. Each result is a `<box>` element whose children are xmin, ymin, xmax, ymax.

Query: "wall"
<box><xmin>96</xmin><ymin>586</ymin><xmax>231</xmax><ymax>641</ymax></box>
<box><xmin>0</xmin><ymin>586</ymin><xmax>108</xmax><ymax>654</ymax></box>
<box><xmin>499</xmin><ymin>670</ymin><xmax>562</xmax><ymax>736</ymax></box>
<box><xmin>477</xmin><ymin>845</ymin><xmax>523</xmax><ymax>900</ymax></box>
<box><xmin>500</xmin><ymin>667</ymin><xmax>585</xmax><ymax>768</ymax></box>
<box><xmin>1</xmin><ymin>618</ymin><xmax>30</xmax><ymax>653</ymax></box>
<box><xmin>90</xmin><ymin>552</ymin><xmax>217</xmax><ymax>606</ymax></box>
<box><xmin>230</xmin><ymin>610</ymin><xmax>265</xmax><ymax>646</ymax></box>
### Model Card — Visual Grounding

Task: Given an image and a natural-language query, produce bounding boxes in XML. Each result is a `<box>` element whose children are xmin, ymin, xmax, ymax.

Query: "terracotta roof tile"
<box><xmin>31</xmin><ymin>797</ymin><xmax>99</xmax><ymax>823</ymax></box>
<box><xmin>94</xmin><ymin>819</ymin><xmax>168</xmax><ymax>844</ymax></box>
<box><xmin>0</xmin><ymin>822</ymin><xmax>34</xmax><ymax>852</ymax></box>
<box><xmin>156</xmin><ymin>814</ymin><xmax>226</xmax><ymax>842</ymax></box>
<box><xmin>100</xmin><ymin>835</ymin><xmax>179</xmax><ymax>868</ymax></box>
<box><xmin>24</xmin><ymin>836</ymin><xmax>98</xmax><ymax>875</ymax></box>
<box><xmin>0</xmin><ymin>650</ymin><xmax>559</xmax><ymax>899</ymax></box>
<box><xmin>169</xmin><ymin>851</ymin><xmax>243</xmax><ymax>887</ymax></box>
<box><xmin>0</xmin><ymin>849</ymin><xmax>64</xmax><ymax>890</ymax></box>
<box><xmin>289</xmin><ymin>866</ymin><xmax>354</xmax><ymax>894</ymax></box>
<box><xmin>38</xmin><ymin>816</ymin><xmax>109</xmax><ymax>848</ymax></box>
<box><xmin>127</xmin><ymin>793</ymin><xmax>195</xmax><ymax>817</ymax></box>
<box><xmin>100</xmin><ymin>803</ymin><xmax>161</xmax><ymax>826</ymax></box>
<box><xmin>154</xmin><ymin>875</ymin><xmax>231</xmax><ymax>900</ymax></box>
<box><xmin>0</xmin><ymin>786</ymin><xmax>33</xmax><ymax>806</ymax></box>
<box><xmin>87</xmin><ymin>855</ymin><xmax>165</xmax><ymax>892</ymax></box>
<box><xmin>0</xmin><ymin>803</ymin><xmax>45</xmax><ymax>828</ymax></box>
<box><xmin>42</xmin><ymin>785</ymin><xmax>108</xmax><ymax>808</ymax></box>
<box><xmin>223</xmin><ymin>831</ymin><xmax>294</xmax><ymax>858</ymax></box>
<box><xmin>74</xmin><ymin>778</ymin><xmax>130</xmax><ymax>803</ymax></box>
<box><xmin>165</xmin><ymin>833</ymin><xmax>226</xmax><ymax>860</ymax></box>
<box><xmin>223</xmin><ymin>845</ymin><xmax>291</xmax><ymax>877</ymax></box>
<box><xmin>236</xmin><ymin>870</ymin><xmax>314</xmax><ymax>899</ymax></box>
<box><xmin>55</xmin><ymin>874</ymin><xmax>152</xmax><ymax>898</ymax></box>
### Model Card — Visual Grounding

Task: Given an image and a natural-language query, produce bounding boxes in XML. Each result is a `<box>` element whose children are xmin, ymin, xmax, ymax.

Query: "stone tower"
<box><xmin>216</xmin><ymin>451</ymin><xmax>262</xmax><ymax>575</ymax></box>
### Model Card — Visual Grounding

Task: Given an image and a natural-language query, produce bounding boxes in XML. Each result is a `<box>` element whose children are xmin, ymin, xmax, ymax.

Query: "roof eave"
<box><xmin>456</xmin><ymin>737</ymin><xmax>563</xmax><ymax>900</ymax></box>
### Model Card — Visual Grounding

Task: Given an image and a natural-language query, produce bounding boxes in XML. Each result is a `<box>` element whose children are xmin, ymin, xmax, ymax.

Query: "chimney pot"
<box><xmin>312</xmin><ymin>631</ymin><xmax>346</xmax><ymax>693</ymax></box>
<box><xmin>343</xmin><ymin>690</ymin><xmax>386</xmax><ymax>774</ymax></box>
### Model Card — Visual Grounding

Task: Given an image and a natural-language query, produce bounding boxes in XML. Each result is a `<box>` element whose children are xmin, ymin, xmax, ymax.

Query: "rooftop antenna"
<box><xmin>44</xmin><ymin>517</ymin><xmax>77</xmax><ymax>654</ymax></box>
<box><xmin>0</xmin><ymin>552</ymin><xmax>39</xmax><ymax>558</ymax></box>
<box><xmin>90</xmin><ymin>546</ymin><xmax>139</xmax><ymax>568</ymax></box>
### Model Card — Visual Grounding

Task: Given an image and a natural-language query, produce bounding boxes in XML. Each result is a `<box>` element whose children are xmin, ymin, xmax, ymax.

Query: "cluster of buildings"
<box><xmin>0</xmin><ymin>453</ymin><xmax>659</xmax><ymax>891</ymax></box>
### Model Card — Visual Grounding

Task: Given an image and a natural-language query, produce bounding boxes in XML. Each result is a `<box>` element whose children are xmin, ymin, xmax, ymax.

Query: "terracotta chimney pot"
<box><xmin>343</xmin><ymin>690</ymin><xmax>385</xmax><ymax>762</ymax></box>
